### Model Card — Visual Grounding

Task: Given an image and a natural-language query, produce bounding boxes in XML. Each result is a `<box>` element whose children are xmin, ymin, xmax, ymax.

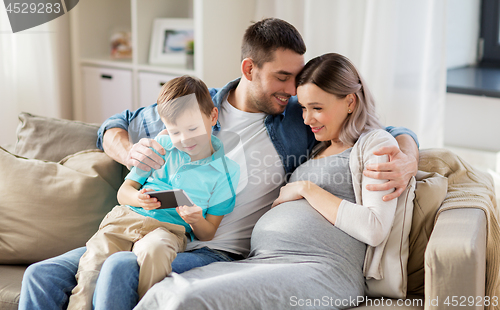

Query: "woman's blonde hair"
<box><xmin>296</xmin><ymin>53</ymin><xmax>383</xmax><ymax>146</ymax></box>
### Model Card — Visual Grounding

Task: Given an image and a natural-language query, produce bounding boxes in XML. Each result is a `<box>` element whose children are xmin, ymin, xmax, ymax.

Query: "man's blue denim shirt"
<box><xmin>96</xmin><ymin>78</ymin><xmax>419</xmax><ymax>176</ymax></box>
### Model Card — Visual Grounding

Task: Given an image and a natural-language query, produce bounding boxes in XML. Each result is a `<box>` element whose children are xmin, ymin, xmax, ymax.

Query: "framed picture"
<box><xmin>149</xmin><ymin>18</ymin><xmax>194</xmax><ymax>66</ymax></box>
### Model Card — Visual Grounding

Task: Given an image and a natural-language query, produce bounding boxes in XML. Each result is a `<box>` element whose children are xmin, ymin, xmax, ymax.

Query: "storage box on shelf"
<box><xmin>82</xmin><ymin>66</ymin><xmax>133</xmax><ymax>124</ymax></box>
<box><xmin>138</xmin><ymin>72</ymin><xmax>177</xmax><ymax>108</ymax></box>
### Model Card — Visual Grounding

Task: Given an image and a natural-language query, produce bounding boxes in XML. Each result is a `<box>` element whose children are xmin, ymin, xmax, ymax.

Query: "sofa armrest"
<box><xmin>425</xmin><ymin>208</ymin><xmax>486</xmax><ymax>310</ymax></box>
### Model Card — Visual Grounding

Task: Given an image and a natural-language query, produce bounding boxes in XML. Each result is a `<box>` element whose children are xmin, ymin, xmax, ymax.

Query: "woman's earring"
<box><xmin>348</xmin><ymin>109</ymin><xmax>352</xmax><ymax>113</ymax></box>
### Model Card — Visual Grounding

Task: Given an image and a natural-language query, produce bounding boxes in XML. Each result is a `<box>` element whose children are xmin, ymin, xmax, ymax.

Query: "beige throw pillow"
<box><xmin>0</xmin><ymin>147</ymin><xmax>123</xmax><ymax>264</ymax></box>
<box><xmin>14</xmin><ymin>112</ymin><xmax>100</xmax><ymax>162</ymax></box>
<box><xmin>406</xmin><ymin>170</ymin><xmax>448</xmax><ymax>296</ymax></box>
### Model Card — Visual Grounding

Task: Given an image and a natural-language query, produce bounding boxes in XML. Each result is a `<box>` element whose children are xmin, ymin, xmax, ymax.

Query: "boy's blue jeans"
<box><xmin>19</xmin><ymin>246</ymin><xmax>234</xmax><ymax>310</ymax></box>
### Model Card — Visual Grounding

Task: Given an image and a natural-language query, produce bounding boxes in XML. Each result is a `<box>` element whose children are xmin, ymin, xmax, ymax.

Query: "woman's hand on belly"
<box><xmin>272</xmin><ymin>180</ymin><xmax>343</xmax><ymax>226</ymax></box>
<box><xmin>271</xmin><ymin>181</ymin><xmax>311</xmax><ymax>208</ymax></box>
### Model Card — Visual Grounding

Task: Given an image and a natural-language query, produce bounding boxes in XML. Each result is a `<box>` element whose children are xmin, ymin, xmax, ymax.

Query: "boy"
<box><xmin>66</xmin><ymin>76</ymin><xmax>240</xmax><ymax>310</ymax></box>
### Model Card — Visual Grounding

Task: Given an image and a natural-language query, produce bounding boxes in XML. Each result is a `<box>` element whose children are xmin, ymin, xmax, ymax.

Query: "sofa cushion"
<box><xmin>14</xmin><ymin>112</ymin><xmax>100</xmax><ymax>162</ymax></box>
<box><xmin>0</xmin><ymin>265</ymin><xmax>26</xmax><ymax>310</ymax></box>
<box><xmin>0</xmin><ymin>147</ymin><xmax>123</xmax><ymax>264</ymax></box>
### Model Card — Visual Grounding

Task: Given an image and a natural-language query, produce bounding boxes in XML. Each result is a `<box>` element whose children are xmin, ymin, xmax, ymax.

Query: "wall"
<box><xmin>0</xmin><ymin>9</ymin><xmax>72</xmax><ymax>147</ymax></box>
<box><xmin>0</xmin><ymin>9</ymin><xmax>18</xmax><ymax>147</ymax></box>
<box><xmin>444</xmin><ymin>93</ymin><xmax>500</xmax><ymax>152</ymax></box>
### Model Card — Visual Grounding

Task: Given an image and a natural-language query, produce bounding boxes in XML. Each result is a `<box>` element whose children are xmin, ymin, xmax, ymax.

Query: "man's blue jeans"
<box><xmin>19</xmin><ymin>246</ymin><xmax>234</xmax><ymax>310</ymax></box>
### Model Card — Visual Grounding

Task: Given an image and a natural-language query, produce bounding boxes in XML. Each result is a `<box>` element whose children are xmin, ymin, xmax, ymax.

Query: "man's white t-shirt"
<box><xmin>186</xmin><ymin>97</ymin><xmax>285</xmax><ymax>257</ymax></box>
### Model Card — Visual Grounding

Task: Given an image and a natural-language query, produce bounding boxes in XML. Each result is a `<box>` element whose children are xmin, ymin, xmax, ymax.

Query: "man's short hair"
<box><xmin>157</xmin><ymin>76</ymin><xmax>214</xmax><ymax>124</ymax></box>
<box><xmin>241</xmin><ymin>18</ymin><xmax>306</xmax><ymax>68</ymax></box>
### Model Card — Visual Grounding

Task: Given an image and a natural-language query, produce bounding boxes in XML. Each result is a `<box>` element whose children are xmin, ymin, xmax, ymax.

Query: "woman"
<box><xmin>134</xmin><ymin>53</ymin><xmax>400</xmax><ymax>310</ymax></box>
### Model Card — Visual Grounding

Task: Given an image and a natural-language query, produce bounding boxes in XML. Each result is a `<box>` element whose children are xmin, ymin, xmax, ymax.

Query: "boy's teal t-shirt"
<box><xmin>125</xmin><ymin>134</ymin><xmax>240</xmax><ymax>239</ymax></box>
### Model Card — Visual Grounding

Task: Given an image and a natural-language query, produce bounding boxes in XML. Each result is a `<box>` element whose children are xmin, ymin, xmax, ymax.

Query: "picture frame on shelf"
<box><xmin>149</xmin><ymin>18</ymin><xmax>194</xmax><ymax>67</ymax></box>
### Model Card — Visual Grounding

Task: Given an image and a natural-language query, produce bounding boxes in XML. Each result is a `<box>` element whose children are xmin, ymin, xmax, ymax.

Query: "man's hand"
<box><xmin>127</xmin><ymin>138</ymin><xmax>166</xmax><ymax>171</ymax></box>
<box><xmin>363</xmin><ymin>145</ymin><xmax>418</xmax><ymax>201</ymax></box>
<box><xmin>102</xmin><ymin>128</ymin><xmax>166</xmax><ymax>171</ymax></box>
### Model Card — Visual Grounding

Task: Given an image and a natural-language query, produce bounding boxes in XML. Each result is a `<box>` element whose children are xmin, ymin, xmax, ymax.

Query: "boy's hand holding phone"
<box><xmin>177</xmin><ymin>205</ymin><xmax>203</xmax><ymax>225</ymax></box>
<box><xmin>137</xmin><ymin>188</ymin><xmax>161</xmax><ymax>210</ymax></box>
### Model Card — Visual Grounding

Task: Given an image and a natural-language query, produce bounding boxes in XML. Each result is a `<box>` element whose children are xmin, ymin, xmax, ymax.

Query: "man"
<box><xmin>20</xmin><ymin>18</ymin><xmax>418</xmax><ymax>310</ymax></box>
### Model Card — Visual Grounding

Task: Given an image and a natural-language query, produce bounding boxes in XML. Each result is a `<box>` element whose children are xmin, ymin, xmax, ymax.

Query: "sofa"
<box><xmin>0</xmin><ymin>113</ymin><xmax>498</xmax><ymax>310</ymax></box>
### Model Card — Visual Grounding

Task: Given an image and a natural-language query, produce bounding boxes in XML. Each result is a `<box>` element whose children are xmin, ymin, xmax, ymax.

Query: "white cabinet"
<box><xmin>69</xmin><ymin>0</ymin><xmax>257</xmax><ymax>123</ymax></box>
<box><xmin>82</xmin><ymin>66</ymin><xmax>133</xmax><ymax>124</ymax></box>
<box><xmin>138</xmin><ymin>72</ymin><xmax>178</xmax><ymax>108</ymax></box>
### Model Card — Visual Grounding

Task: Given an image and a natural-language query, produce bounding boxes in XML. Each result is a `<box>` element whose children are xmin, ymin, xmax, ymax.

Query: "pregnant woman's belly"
<box><xmin>248</xmin><ymin>199</ymin><xmax>366</xmax><ymax>269</ymax></box>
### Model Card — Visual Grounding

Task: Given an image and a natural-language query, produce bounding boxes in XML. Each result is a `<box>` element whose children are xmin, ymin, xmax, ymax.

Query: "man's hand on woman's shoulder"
<box><xmin>363</xmin><ymin>145</ymin><xmax>418</xmax><ymax>201</ymax></box>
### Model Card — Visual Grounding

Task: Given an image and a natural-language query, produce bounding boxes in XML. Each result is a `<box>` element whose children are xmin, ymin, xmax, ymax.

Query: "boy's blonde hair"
<box><xmin>157</xmin><ymin>76</ymin><xmax>214</xmax><ymax>124</ymax></box>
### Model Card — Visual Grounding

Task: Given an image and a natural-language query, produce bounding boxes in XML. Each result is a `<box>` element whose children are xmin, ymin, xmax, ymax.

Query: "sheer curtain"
<box><xmin>255</xmin><ymin>0</ymin><xmax>447</xmax><ymax>148</ymax></box>
<box><xmin>0</xmin><ymin>8</ymin><xmax>72</xmax><ymax>146</ymax></box>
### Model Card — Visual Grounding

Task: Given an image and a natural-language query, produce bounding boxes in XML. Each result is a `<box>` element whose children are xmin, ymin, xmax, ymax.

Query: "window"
<box><xmin>480</xmin><ymin>0</ymin><xmax>500</xmax><ymax>66</ymax></box>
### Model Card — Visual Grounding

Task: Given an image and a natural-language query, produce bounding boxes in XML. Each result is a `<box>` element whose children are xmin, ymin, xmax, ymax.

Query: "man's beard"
<box><xmin>249</xmin><ymin>89</ymin><xmax>287</xmax><ymax>116</ymax></box>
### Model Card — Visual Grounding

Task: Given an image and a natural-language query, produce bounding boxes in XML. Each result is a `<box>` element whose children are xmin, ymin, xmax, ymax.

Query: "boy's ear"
<box><xmin>241</xmin><ymin>58</ymin><xmax>254</xmax><ymax>81</ymax></box>
<box><xmin>210</xmin><ymin>107</ymin><xmax>218</xmax><ymax>126</ymax></box>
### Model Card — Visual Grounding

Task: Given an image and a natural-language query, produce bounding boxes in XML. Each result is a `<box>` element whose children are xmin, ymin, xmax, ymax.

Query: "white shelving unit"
<box><xmin>69</xmin><ymin>0</ymin><xmax>256</xmax><ymax>123</ymax></box>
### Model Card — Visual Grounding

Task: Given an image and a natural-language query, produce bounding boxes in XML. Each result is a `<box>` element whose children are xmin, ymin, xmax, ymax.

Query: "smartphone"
<box><xmin>148</xmin><ymin>189</ymin><xmax>194</xmax><ymax>209</ymax></box>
